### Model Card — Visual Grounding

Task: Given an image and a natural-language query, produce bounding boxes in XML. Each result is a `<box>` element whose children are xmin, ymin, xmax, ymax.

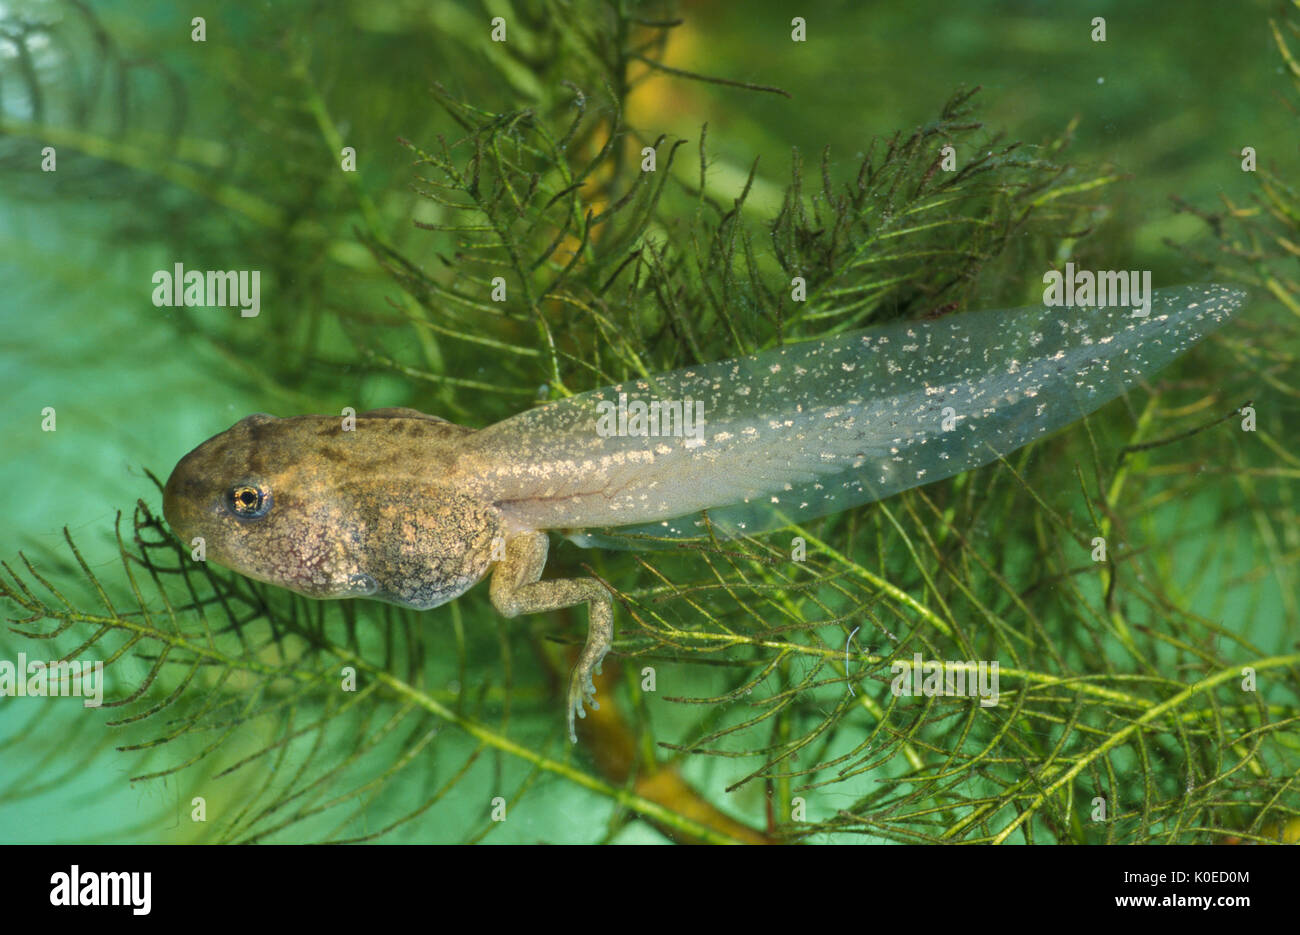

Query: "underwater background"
<box><xmin>1</xmin><ymin>0</ymin><xmax>1297</xmax><ymax>843</ymax></box>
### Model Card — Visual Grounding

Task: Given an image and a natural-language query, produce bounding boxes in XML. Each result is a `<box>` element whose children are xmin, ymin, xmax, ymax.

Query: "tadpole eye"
<box><xmin>225</xmin><ymin>483</ymin><xmax>272</xmax><ymax>519</ymax></box>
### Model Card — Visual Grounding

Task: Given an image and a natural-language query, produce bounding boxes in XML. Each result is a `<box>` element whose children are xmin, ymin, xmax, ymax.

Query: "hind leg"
<box><xmin>489</xmin><ymin>532</ymin><xmax>613</xmax><ymax>742</ymax></box>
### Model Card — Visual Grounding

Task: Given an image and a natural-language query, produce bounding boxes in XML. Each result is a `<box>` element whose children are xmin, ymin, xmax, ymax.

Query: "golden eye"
<box><xmin>225</xmin><ymin>483</ymin><xmax>271</xmax><ymax>519</ymax></box>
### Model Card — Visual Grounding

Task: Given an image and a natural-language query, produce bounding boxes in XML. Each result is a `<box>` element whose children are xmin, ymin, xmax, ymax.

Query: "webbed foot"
<box><xmin>566</xmin><ymin>645</ymin><xmax>608</xmax><ymax>743</ymax></box>
<box><xmin>565</xmin><ymin>613</ymin><xmax>611</xmax><ymax>743</ymax></box>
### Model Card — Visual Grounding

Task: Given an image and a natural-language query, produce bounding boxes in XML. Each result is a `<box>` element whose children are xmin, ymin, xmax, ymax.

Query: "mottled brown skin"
<box><xmin>163</xmin><ymin>408</ymin><xmax>612</xmax><ymax>742</ymax></box>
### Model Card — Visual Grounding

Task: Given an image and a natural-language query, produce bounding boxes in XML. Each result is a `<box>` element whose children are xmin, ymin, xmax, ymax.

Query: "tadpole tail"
<box><xmin>465</xmin><ymin>285</ymin><xmax>1246</xmax><ymax>547</ymax></box>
